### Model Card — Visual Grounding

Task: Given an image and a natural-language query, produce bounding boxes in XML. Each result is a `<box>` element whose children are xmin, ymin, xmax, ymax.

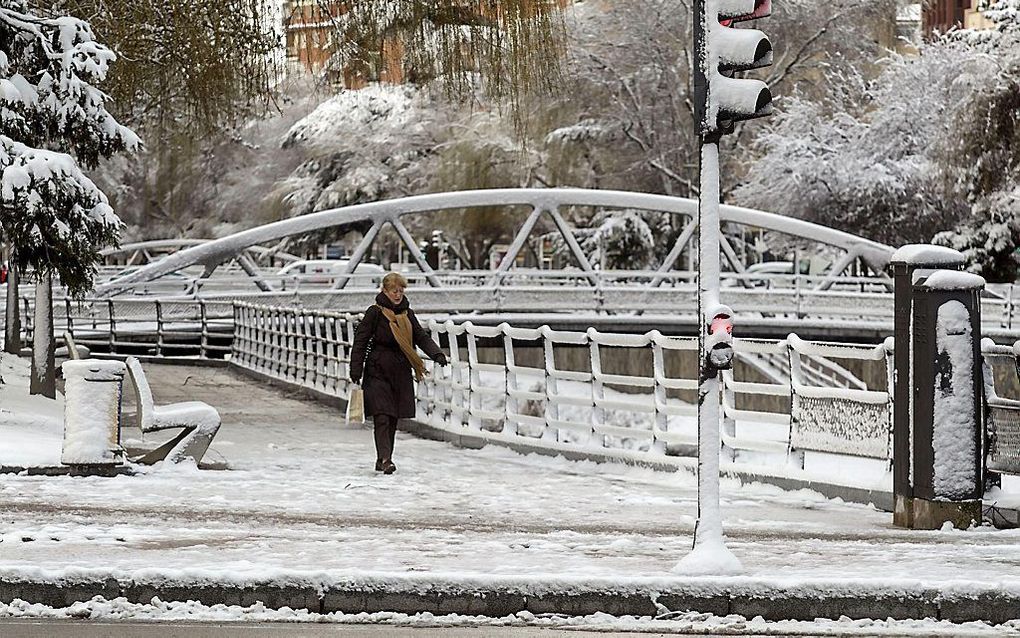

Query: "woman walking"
<box><xmin>349</xmin><ymin>272</ymin><xmax>447</xmax><ymax>474</ymax></box>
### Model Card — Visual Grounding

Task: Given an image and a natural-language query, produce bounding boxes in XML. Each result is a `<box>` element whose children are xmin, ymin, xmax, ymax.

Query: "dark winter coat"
<box><xmin>349</xmin><ymin>292</ymin><xmax>443</xmax><ymax>419</ymax></box>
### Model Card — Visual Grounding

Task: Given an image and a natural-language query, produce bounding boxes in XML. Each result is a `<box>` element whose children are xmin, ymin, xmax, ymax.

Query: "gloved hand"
<box><xmin>351</xmin><ymin>374</ymin><xmax>361</xmax><ymax>385</ymax></box>
<box><xmin>434</xmin><ymin>352</ymin><xmax>449</xmax><ymax>367</ymax></box>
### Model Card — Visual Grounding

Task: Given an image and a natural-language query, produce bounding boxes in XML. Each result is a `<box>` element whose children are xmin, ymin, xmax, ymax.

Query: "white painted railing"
<box><xmin>230</xmin><ymin>302</ymin><xmax>896</xmax><ymax>466</ymax></box>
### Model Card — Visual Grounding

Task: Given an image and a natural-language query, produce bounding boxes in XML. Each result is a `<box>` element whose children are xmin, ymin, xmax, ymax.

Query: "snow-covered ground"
<box><xmin>0</xmin><ymin>354</ymin><xmax>64</xmax><ymax>467</ymax></box>
<box><xmin>2</xmin><ymin>362</ymin><xmax>1019</xmax><ymax>588</ymax></box>
<box><xmin>2</xmin><ymin>358</ymin><xmax>1020</xmax><ymax>635</ymax></box>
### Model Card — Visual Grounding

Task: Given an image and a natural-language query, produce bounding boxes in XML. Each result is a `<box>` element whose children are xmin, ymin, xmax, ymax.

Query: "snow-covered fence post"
<box><xmin>889</xmin><ymin>245</ymin><xmax>968</xmax><ymax>528</ymax></box>
<box><xmin>199</xmin><ymin>300</ymin><xmax>209</xmax><ymax>359</ymax></box>
<box><xmin>589</xmin><ymin>330</ymin><xmax>606</xmax><ymax>448</ymax></box>
<box><xmin>155</xmin><ymin>300</ymin><xmax>164</xmax><ymax>357</ymax></box>
<box><xmin>107</xmin><ymin>300</ymin><xmax>116</xmax><ymax>354</ymax></box>
<box><xmin>541</xmin><ymin>326</ymin><xmax>559</xmax><ymax>442</ymax></box>
<box><xmin>651</xmin><ymin>334</ymin><xmax>668</xmax><ymax>455</ymax></box>
<box><xmin>502</xmin><ymin>325</ymin><xmax>520</xmax><ymax>437</ymax></box>
<box><xmin>907</xmin><ymin>269</ymin><xmax>986</xmax><ymax>530</ymax></box>
<box><xmin>1006</xmin><ymin>284</ymin><xmax>1015</xmax><ymax>331</ymax></box>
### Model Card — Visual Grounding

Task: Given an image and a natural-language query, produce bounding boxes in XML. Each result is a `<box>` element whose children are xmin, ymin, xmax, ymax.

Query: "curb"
<box><xmin>2</xmin><ymin>575</ymin><xmax>1019</xmax><ymax>625</ymax></box>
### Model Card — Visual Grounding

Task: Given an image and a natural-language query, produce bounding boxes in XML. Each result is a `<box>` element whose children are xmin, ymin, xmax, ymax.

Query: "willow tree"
<box><xmin>320</xmin><ymin>0</ymin><xmax>567</xmax><ymax>127</ymax></box>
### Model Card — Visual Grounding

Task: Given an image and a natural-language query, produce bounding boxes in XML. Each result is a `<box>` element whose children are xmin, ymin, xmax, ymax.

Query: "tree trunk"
<box><xmin>29</xmin><ymin>272</ymin><xmax>56</xmax><ymax>399</ymax></box>
<box><xmin>4</xmin><ymin>257</ymin><xmax>20</xmax><ymax>355</ymax></box>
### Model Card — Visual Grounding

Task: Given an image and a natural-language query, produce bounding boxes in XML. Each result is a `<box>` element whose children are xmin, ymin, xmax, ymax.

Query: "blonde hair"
<box><xmin>382</xmin><ymin>272</ymin><xmax>408</xmax><ymax>291</ymax></box>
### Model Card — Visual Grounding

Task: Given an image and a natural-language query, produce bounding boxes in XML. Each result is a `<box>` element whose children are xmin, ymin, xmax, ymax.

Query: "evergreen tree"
<box><xmin>1</xmin><ymin>0</ymin><xmax>138</xmax><ymax>395</ymax></box>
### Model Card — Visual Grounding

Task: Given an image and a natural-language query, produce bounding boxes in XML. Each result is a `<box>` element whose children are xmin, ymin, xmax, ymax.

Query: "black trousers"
<box><xmin>373</xmin><ymin>414</ymin><xmax>397</xmax><ymax>461</ymax></box>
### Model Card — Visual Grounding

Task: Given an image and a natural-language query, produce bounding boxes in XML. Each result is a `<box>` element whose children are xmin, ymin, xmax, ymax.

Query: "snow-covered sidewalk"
<box><xmin>1</xmin><ymin>362</ymin><xmax>1019</xmax><ymax>624</ymax></box>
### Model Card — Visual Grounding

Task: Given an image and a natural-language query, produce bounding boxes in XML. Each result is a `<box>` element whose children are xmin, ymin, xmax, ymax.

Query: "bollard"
<box><xmin>889</xmin><ymin>245</ymin><xmax>967</xmax><ymax>528</ymax></box>
<box><xmin>908</xmin><ymin>269</ymin><xmax>985</xmax><ymax>529</ymax></box>
<box><xmin>61</xmin><ymin>359</ymin><xmax>126</xmax><ymax>467</ymax></box>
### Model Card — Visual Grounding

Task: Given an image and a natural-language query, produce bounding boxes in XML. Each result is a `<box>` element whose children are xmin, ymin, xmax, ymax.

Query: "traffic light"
<box><xmin>693</xmin><ymin>0</ymin><xmax>774</xmax><ymax>137</ymax></box>
<box><xmin>705</xmin><ymin>307</ymin><xmax>735</xmax><ymax>371</ymax></box>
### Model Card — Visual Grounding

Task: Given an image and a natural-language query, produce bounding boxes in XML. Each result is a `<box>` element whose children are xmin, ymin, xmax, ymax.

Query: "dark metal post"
<box><xmin>909</xmin><ymin>270</ymin><xmax>985</xmax><ymax>529</ymax></box>
<box><xmin>889</xmin><ymin>245</ymin><xmax>966</xmax><ymax>527</ymax></box>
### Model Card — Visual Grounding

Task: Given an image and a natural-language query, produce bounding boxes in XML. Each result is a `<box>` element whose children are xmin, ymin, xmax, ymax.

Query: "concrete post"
<box><xmin>889</xmin><ymin>245</ymin><xmax>966</xmax><ymax>528</ymax></box>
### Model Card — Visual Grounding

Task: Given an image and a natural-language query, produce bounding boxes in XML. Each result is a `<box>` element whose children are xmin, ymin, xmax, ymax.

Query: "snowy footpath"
<box><xmin>2</xmin><ymin>361</ymin><xmax>1020</xmax><ymax>633</ymax></box>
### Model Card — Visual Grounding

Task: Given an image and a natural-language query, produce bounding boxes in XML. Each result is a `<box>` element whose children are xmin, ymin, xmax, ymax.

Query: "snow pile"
<box><xmin>673</xmin><ymin>536</ymin><xmax>743</xmax><ymax>576</ymax></box>
<box><xmin>932</xmin><ymin>301</ymin><xmax>977</xmax><ymax>500</ymax></box>
<box><xmin>0</xmin><ymin>353</ymin><xmax>63</xmax><ymax>467</ymax></box>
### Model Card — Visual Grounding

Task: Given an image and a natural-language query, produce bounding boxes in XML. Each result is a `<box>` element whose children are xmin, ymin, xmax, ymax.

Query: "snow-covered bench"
<box><xmin>61</xmin><ymin>332</ymin><xmax>89</xmax><ymax>361</ymax></box>
<box><xmin>124</xmin><ymin>356</ymin><xmax>221</xmax><ymax>465</ymax></box>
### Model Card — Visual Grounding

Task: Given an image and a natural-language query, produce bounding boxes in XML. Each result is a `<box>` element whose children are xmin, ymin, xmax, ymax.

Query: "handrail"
<box><xmin>229</xmin><ymin>302</ymin><xmax>897</xmax><ymax>468</ymax></box>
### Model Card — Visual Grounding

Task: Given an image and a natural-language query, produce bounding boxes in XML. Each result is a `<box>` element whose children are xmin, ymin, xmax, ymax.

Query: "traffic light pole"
<box><xmin>676</xmin><ymin>133</ymin><xmax>742</xmax><ymax>574</ymax></box>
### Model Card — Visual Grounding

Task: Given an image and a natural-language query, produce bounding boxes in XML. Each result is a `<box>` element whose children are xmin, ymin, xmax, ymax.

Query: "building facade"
<box><xmin>922</xmin><ymin>0</ymin><xmax>996</xmax><ymax>34</ymax></box>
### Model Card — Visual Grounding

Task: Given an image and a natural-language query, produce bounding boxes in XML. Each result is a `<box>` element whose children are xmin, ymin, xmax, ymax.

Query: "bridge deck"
<box><xmin>2</xmin><ymin>364</ymin><xmax>1017</xmax><ymax>594</ymax></box>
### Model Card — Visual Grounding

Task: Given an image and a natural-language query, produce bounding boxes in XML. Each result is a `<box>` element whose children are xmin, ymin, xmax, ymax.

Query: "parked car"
<box><xmin>276</xmin><ymin>260</ymin><xmax>385</xmax><ymax>287</ymax></box>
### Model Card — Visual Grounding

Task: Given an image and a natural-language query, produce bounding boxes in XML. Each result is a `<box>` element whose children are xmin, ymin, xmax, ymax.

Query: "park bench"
<box><xmin>124</xmin><ymin>356</ymin><xmax>221</xmax><ymax>465</ymax></box>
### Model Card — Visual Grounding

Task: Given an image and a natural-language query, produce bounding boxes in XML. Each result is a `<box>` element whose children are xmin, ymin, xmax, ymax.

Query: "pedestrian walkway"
<box><xmin>2</xmin><ymin>364</ymin><xmax>1019</xmax><ymax>624</ymax></box>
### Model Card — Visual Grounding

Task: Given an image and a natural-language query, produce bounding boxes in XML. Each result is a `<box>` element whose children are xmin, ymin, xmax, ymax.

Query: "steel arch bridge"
<box><xmin>96</xmin><ymin>188</ymin><xmax>894</xmax><ymax>299</ymax></box>
<box><xmin>100</xmin><ymin>239</ymin><xmax>301</xmax><ymax>269</ymax></box>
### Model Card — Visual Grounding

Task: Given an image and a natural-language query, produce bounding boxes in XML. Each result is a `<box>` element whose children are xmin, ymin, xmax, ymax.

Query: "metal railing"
<box><xmin>230</xmin><ymin>302</ymin><xmax>895</xmax><ymax>467</ymax></box>
<box><xmin>982</xmin><ymin>339</ymin><xmax>1020</xmax><ymax>475</ymax></box>
<box><xmin>18</xmin><ymin>297</ymin><xmax>234</xmax><ymax>358</ymax></box>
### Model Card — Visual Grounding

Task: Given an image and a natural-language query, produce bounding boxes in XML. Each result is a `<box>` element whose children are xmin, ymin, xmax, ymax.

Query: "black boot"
<box><xmin>382</xmin><ymin>459</ymin><xmax>396</xmax><ymax>475</ymax></box>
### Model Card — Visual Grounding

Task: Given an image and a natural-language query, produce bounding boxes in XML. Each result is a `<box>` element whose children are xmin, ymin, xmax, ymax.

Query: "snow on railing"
<box><xmin>229</xmin><ymin>302</ymin><xmax>897</xmax><ymax>466</ymax></box>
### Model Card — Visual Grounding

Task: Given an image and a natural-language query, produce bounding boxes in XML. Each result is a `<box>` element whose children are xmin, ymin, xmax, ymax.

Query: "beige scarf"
<box><xmin>377</xmin><ymin>304</ymin><xmax>428</xmax><ymax>381</ymax></box>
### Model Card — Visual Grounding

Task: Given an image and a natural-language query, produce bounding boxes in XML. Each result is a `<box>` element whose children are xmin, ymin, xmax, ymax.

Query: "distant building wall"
<box><xmin>921</xmin><ymin>0</ymin><xmax>996</xmax><ymax>36</ymax></box>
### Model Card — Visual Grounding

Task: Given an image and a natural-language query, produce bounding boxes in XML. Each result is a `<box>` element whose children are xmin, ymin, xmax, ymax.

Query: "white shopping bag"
<box><xmin>345</xmin><ymin>386</ymin><xmax>365</xmax><ymax>423</ymax></box>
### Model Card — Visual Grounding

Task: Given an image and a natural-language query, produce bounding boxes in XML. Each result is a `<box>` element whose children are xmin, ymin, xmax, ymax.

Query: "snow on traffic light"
<box><xmin>694</xmin><ymin>0</ymin><xmax>774</xmax><ymax>137</ymax></box>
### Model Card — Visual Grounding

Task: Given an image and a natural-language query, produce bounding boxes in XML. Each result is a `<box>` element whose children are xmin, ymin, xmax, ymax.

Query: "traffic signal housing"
<box><xmin>694</xmin><ymin>0</ymin><xmax>774</xmax><ymax>137</ymax></box>
<box><xmin>705</xmin><ymin>307</ymin><xmax>735</xmax><ymax>371</ymax></box>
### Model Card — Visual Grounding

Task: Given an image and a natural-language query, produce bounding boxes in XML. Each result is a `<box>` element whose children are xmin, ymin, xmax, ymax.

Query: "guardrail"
<box><xmin>230</xmin><ymin>302</ymin><xmax>896</xmax><ymax>469</ymax></box>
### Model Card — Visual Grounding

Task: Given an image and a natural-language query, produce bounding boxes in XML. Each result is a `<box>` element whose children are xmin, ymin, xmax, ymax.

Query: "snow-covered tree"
<box><xmin>320</xmin><ymin>0</ymin><xmax>567</xmax><ymax>119</ymax></box>
<box><xmin>983</xmin><ymin>0</ymin><xmax>1020</xmax><ymax>27</ymax></box>
<box><xmin>1</xmin><ymin>1</ymin><xmax>138</xmax><ymax>395</ymax></box>
<box><xmin>1</xmin><ymin>1</ymin><xmax>138</xmax><ymax>290</ymax></box>
<box><xmin>735</xmin><ymin>24</ymin><xmax>1020</xmax><ymax>280</ymax></box>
